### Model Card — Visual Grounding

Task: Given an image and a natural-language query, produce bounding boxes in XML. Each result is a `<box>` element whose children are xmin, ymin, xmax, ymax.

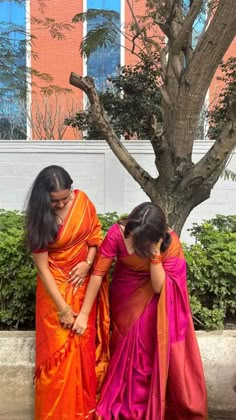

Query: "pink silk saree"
<box><xmin>93</xmin><ymin>224</ymin><xmax>208</xmax><ymax>419</ymax></box>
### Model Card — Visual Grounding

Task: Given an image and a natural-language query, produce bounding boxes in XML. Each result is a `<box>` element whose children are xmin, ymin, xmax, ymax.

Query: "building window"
<box><xmin>0</xmin><ymin>0</ymin><xmax>27</xmax><ymax>139</ymax></box>
<box><xmin>86</xmin><ymin>0</ymin><xmax>120</xmax><ymax>92</ymax></box>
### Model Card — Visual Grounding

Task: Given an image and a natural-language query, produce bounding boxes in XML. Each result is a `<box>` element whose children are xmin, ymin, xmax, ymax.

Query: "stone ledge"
<box><xmin>0</xmin><ymin>330</ymin><xmax>235</xmax><ymax>418</ymax></box>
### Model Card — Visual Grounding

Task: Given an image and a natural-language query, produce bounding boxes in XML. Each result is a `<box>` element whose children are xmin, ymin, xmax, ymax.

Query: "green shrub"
<box><xmin>0</xmin><ymin>210</ymin><xmax>235</xmax><ymax>331</ymax></box>
<box><xmin>184</xmin><ymin>215</ymin><xmax>236</xmax><ymax>330</ymax></box>
<box><xmin>97</xmin><ymin>212</ymin><xmax>120</xmax><ymax>236</ymax></box>
<box><xmin>0</xmin><ymin>210</ymin><xmax>36</xmax><ymax>329</ymax></box>
<box><xmin>0</xmin><ymin>211</ymin><xmax>119</xmax><ymax>330</ymax></box>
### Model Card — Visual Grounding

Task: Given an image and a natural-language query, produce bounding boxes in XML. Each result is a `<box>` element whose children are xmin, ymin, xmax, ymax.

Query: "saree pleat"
<box><xmin>94</xmin><ymin>224</ymin><xmax>207</xmax><ymax>419</ymax></box>
<box><xmin>34</xmin><ymin>190</ymin><xmax>110</xmax><ymax>420</ymax></box>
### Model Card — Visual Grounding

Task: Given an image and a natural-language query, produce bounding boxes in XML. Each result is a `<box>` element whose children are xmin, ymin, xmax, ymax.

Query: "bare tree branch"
<box><xmin>69</xmin><ymin>72</ymin><xmax>156</xmax><ymax>193</ymax></box>
<box><xmin>183</xmin><ymin>31</ymin><xmax>193</xmax><ymax>67</ymax></box>
<box><xmin>109</xmin><ymin>19</ymin><xmax>142</xmax><ymax>59</ymax></box>
<box><xmin>186</xmin><ymin>0</ymin><xmax>236</xmax><ymax>89</ymax></box>
<box><xmin>172</xmin><ymin>0</ymin><xmax>203</xmax><ymax>54</ymax></box>
<box><xmin>184</xmin><ymin>97</ymin><xmax>236</xmax><ymax>186</ymax></box>
<box><xmin>126</xmin><ymin>0</ymin><xmax>173</xmax><ymax>107</ymax></box>
<box><xmin>160</xmin><ymin>45</ymin><xmax>169</xmax><ymax>78</ymax></box>
<box><xmin>195</xmin><ymin>0</ymin><xmax>215</xmax><ymax>47</ymax></box>
<box><xmin>26</xmin><ymin>93</ymin><xmax>79</xmax><ymax>139</ymax></box>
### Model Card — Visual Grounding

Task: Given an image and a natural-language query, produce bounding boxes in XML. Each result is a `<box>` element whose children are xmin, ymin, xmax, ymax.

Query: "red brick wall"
<box><xmin>30</xmin><ymin>0</ymin><xmax>235</xmax><ymax>138</ymax></box>
<box><xmin>124</xmin><ymin>0</ymin><xmax>145</xmax><ymax>66</ymax></box>
<box><xmin>209</xmin><ymin>41</ymin><xmax>236</xmax><ymax>108</ymax></box>
<box><xmin>30</xmin><ymin>0</ymin><xmax>84</xmax><ymax>139</ymax></box>
<box><xmin>124</xmin><ymin>1</ymin><xmax>164</xmax><ymax>67</ymax></box>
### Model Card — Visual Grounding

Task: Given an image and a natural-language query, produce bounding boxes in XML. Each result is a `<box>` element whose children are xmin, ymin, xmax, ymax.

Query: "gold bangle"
<box><xmin>85</xmin><ymin>259</ymin><xmax>93</xmax><ymax>267</ymax></box>
<box><xmin>58</xmin><ymin>304</ymin><xmax>70</xmax><ymax>317</ymax></box>
<box><xmin>150</xmin><ymin>255</ymin><xmax>162</xmax><ymax>265</ymax></box>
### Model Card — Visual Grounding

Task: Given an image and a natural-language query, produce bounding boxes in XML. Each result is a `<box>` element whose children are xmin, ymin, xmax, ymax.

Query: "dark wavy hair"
<box><xmin>25</xmin><ymin>165</ymin><xmax>73</xmax><ymax>252</ymax></box>
<box><xmin>119</xmin><ymin>202</ymin><xmax>171</xmax><ymax>258</ymax></box>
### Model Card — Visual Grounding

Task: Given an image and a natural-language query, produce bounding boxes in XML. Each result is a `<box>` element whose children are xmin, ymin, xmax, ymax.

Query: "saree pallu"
<box><xmin>34</xmin><ymin>190</ymin><xmax>110</xmax><ymax>420</ymax></box>
<box><xmin>93</xmin><ymin>224</ymin><xmax>207</xmax><ymax>419</ymax></box>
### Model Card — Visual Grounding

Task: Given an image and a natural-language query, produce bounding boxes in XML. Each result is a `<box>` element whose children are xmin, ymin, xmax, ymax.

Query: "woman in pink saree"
<box><xmin>73</xmin><ymin>202</ymin><xmax>208</xmax><ymax>419</ymax></box>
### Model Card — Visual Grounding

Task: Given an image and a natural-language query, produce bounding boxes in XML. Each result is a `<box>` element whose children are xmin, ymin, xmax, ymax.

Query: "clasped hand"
<box><xmin>59</xmin><ymin>307</ymin><xmax>76</xmax><ymax>329</ymax></box>
<box><xmin>72</xmin><ymin>312</ymin><xmax>88</xmax><ymax>336</ymax></box>
<box><xmin>59</xmin><ymin>307</ymin><xmax>88</xmax><ymax>335</ymax></box>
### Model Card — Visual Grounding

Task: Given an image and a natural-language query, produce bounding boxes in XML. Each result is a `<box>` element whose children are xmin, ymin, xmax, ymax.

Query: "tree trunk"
<box><xmin>70</xmin><ymin>0</ymin><xmax>236</xmax><ymax>235</ymax></box>
<box><xmin>149</xmin><ymin>162</ymin><xmax>227</xmax><ymax>235</ymax></box>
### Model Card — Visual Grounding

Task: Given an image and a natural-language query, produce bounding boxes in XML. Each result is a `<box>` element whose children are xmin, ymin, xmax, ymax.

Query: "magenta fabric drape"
<box><xmin>93</xmin><ymin>224</ymin><xmax>207</xmax><ymax>419</ymax></box>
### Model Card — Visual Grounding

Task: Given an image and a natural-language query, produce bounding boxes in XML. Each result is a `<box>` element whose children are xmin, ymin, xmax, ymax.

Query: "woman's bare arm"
<box><xmin>150</xmin><ymin>239</ymin><xmax>165</xmax><ymax>293</ymax></box>
<box><xmin>72</xmin><ymin>274</ymin><xmax>103</xmax><ymax>333</ymax></box>
<box><xmin>150</xmin><ymin>261</ymin><xmax>165</xmax><ymax>293</ymax></box>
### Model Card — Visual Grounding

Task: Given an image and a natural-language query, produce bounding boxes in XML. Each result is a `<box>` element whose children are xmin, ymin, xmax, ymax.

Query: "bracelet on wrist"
<box><xmin>150</xmin><ymin>255</ymin><xmax>162</xmax><ymax>265</ymax></box>
<box><xmin>85</xmin><ymin>258</ymin><xmax>93</xmax><ymax>268</ymax></box>
<box><xmin>58</xmin><ymin>304</ymin><xmax>70</xmax><ymax>317</ymax></box>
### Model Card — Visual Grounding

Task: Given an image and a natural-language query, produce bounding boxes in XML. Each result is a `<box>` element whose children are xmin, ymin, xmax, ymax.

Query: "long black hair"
<box><xmin>25</xmin><ymin>165</ymin><xmax>73</xmax><ymax>252</ymax></box>
<box><xmin>119</xmin><ymin>202</ymin><xmax>171</xmax><ymax>258</ymax></box>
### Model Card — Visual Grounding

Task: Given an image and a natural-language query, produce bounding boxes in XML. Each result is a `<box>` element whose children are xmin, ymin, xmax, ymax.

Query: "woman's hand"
<box><xmin>72</xmin><ymin>311</ymin><xmax>88</xmax><ymax>336</ymax></box>
<box><xmin>59</xmin><ymin>306</ymin><xmax>75</xmax><ymax>329</ymax></box>
<box><xmin>68</xmin><ymin>261</ymin><xmax>90</xmax><ymax>288</ymax></box>
<box><xmin>151</xmin><ymin>238</ymin><xmax>163</xmax><ymax>257</ymax></box>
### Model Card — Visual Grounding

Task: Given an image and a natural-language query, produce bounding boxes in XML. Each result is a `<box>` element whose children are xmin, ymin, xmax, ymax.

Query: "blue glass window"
<box><xmin>0</xmin><ymin>0</ymin><xmax>26</xmax><ymax>139</ymax></box>
<box><xmin>87</xmin><ymin>0</ymin><xmax>120</xmax><ymax>92</ymax></box>
<box><xmin>193</xmin><ymin>17</ymin><xmax>205</xmax><ymax>48</ymax></box>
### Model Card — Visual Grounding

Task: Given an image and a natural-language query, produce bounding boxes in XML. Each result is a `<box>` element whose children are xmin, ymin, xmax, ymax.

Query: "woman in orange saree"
<box><xmin>74</xmin><ymin>202</ymin><xmax>208</xmax><ymax>419</ymax></box>
<box><xmin>25</xmin><ymin>166</ymin><xmax>109</xmax><ymax>420</ymax></box>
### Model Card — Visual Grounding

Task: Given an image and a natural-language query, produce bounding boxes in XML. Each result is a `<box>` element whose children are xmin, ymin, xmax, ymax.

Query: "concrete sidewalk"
<box><xmin>0</xmin><ymin>406</ymin><xmax>32</xmax><ymax>420</ymax></box>
<box><xmin>0</xmin><ymin>406</ymin><xmax>235</xmax><ymax>420</ymax></box>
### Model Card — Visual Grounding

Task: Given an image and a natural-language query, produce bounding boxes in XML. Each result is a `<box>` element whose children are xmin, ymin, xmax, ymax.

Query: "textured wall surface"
<box><xmin>0</xmin><ymin>331</ymin><xmax>235</xmax><ymax>419</ymax></box>
<box><xmin>0</xmin><ymin>140</ymin><xmax>235</xmax><ymax>242</ymax></box>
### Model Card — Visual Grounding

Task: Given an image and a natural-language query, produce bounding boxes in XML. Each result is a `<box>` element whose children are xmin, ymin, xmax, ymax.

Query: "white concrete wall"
<box><xmin>0</xmin><ymin>140</ymin><xmax>235</xmax><ymax>242</ymax></box>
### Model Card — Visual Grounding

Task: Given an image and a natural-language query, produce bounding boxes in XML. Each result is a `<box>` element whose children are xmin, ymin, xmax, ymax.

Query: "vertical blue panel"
<box><xmin>193</xmin><ymin>18</ymin><xmax>205</xmax><ymax>48</ymax></box>
<box><xmin>87</xmin><ymin>0</ymin><xmax>120</xmax><ymax>92</ymax></box>
<box><xmin>0</xmin><ymin>0</ymin><xmax>25</xmax><ymax>27</ymax></box>
<box><xmin>0</xmin><ymin>0</ymin><xmax>26</xmax><ymax>138</ymax></box>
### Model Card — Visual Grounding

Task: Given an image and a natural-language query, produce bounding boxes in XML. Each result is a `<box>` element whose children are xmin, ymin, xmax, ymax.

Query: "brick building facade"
<box><xmin>0</xmin><ymin>0</ymin><xmax>235</xmax><ymax>139</ymax></box>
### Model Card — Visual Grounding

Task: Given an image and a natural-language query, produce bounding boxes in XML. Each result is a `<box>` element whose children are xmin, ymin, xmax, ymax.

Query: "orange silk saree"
<box><xmin>34</xmin><ymin>190</ymin><xmax>109</xmax><ymax>420</ymax></box>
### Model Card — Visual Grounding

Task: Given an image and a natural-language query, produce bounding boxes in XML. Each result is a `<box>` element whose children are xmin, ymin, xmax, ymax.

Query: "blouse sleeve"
<box><xmin>32</xmin><ymin>248</ymin><xmax>47</xmax><ymax>254</ymax></box>
<box><xmin>92</xmin><ymin>224</ymin><xmax>119</xmax><ymax>276</ymax></box>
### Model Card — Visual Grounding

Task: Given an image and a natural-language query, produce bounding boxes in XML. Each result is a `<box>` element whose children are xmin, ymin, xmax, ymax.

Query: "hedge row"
<box><xmin>0</xmin><ymin>210</ymin><xmax>235</xmax><ymax>330</ymax></box>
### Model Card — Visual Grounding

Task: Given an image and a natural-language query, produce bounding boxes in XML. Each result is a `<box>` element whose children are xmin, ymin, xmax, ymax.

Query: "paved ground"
<box><xmin>0</xmin><ymin>411</ymin><xmax>31</xmax><ymax>420</ymax></box>
<box><xmin>0</xmin><ymin>408</ymin><xmax>235</xmax><ymax>420</ymax></box>
<box><xmin>0</xmin><ymin>405</ymin><xmax>33</xmax><ymax>420</ymax></box>
<box><xmin>209</xmin><ymin>415</ymin><xmax>235</xmax><ymax>420</ymax></box>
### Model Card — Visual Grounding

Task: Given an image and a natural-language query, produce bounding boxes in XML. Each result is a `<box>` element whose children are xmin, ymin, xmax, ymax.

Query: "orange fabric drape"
<box><xmin>34</xmin><ymin>190</ymin><xmax>110</xmax><ymax>420</ymax></box>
